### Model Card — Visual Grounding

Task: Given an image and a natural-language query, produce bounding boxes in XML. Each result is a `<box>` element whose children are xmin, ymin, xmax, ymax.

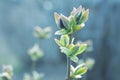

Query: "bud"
<box><xmin>2</xmin><ymin>65</ymin><xmax>13</xmax><ymax>77</ymax></box>
<box><xmin>54</xmin><ymin>6</ymin><xmax>89</xmax><ymax>35</ymax></box>
<box><xmin>0</xmin><ymin>72</ymin><xmax>11</xmax><ymax>80</ymax></box>
<box><xmin>34</xmin><ymin>26</ymin><xmax>51</xmax><ymax>39</ymax></box>
<box><xmin>0</xmin><ymin>65</ymin><xmax>13</xmax><ymax>80</ymax></box>
<box><xmin>71</xmin><ymin>5</ymin><xmax>89</xmax><ymax>25</ymax></box>
<box><xmin>23</xmin><ymin>71</ymin><xmax>44</xmax><ymax>80</ymax></box>
<box><xmin>28</xmin><ymin>44</ymin><xmax>44</xmax><ymax>61</ymax></box>
<box><xmin>32</xmin><ymin>71</ymin><xmax>44</xmax><ymax>80</ymax></box>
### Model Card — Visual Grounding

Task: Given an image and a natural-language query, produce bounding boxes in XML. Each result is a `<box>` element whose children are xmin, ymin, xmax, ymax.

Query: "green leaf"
<box><xmin>75</xmin><ymin>11</ymin><xmax>82</xmax><ymax>24</ymax></box>
<box><xmin>71</xmin><ymin>56</ymin><xmax>79</xmax><ymax>63</ymax></box>
<box><xmin>54</xmin><ymin>39</ymin><xmax>63</xmax><ymax>46</ymax></box>
<box><xmin>60</xmin><ymin>47</ymin><xmax>71</xmax><ymax>56</ymax></box>
<box><xmin>79</xmin><ymin>9</ymin><xmax>89</xmax><ymax>24</ymax></box>
<box><xmin>60</xmin><ymin>14</ymin><xmax>69</xmax><ymax>29</ymax></box>
<box><xmin>69</xmin><ymin>46</ymin><xmax>79</xmax><ymax>57</ymax></box>
<box><xmin>74</xmin><ymin>64</ymin><xmax>87</xmax><ymax>75</ymax></box>
<box><xmin>75</xmin><ymin>44</ymin><xmax>87</xmax><ymax>55</ymax></box>
<box><xmin>69</xmin><ymin>15</ymin><xmax>76</xmax><ymax>29</ymax></box>
<box><xmin>68</xmin><ymin>43</ymin><xmax>75</xmax><ymax>49</ymax></box>
<box><xmin>60</xmin><ymin>35</ymin><xmax>69</xmax><ymax>47</ymax></box>
<box><xmin>70</xmin><ymin>65</ymin><xmax>75</xmax><ymax>74</ymax></box>
<box><xmin>54</xmin><ymin>12</ymin><xmax>60</xmax><ymax>25</ymax></box>
<box><xmin>55</xmin><ymin>29</ymin><xmax>68</xmax><ymax>35</ymax></box>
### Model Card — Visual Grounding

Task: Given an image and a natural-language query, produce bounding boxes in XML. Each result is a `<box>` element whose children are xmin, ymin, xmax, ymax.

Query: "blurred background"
<box><xmin>0</xmin><ymin>0</ymin><xmax>120</xmax><ymax>80</ymax></box>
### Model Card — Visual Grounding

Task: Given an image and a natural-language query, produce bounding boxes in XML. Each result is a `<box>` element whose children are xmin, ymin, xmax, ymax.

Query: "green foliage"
<box><xmin>71</xmin><ymin>6</ymin><xmax>89</xmax><ymax>25</ymax></box>
<box><xmin>78</xmin><ymin>40</ymin><xmax>94</xmax><ymax>52</ymax></box>
<box><xmin>54</xmin><ymin>5</ymin><xmax>89</xmax><ymax>35</ymax></box>
<box><xmin>54</xmin><ymin>5</ymin><xmax>90</xmax><ymax>80</ymax></box>
<box><xmin>55</xmin><ymin>35</ymin><xmax>69</xmax><ymax>47</ymax></box>
<box><xmin>55</xmin><ymin>35</ymin><xmax>87</xmax><ymax>63</ymax></box>
<box><xmin>70</xmin><ymin>64</ymin><xmax>87</xmax><ymax>79</ymax></box>
<box><xmin>74</xmin><ymin>64</ymin><xmax>87</xmax><ymax>75</ymax></box>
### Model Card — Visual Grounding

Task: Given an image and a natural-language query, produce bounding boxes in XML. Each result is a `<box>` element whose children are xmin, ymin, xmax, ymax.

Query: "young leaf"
<box><xmin>70</xmin><ymin>65</ymin><xmax>75</xmax><ymax>74</ymax></box>
<box><xmin>60</xmin><ymin>47</ymin><xmax>71</xmax><ymax>56</ymax></box>
<box><xmin>54</xmin><ymin>12</ymin><xmax>60</xmax><ymax>25</ymax></box>
<box><xmin>71</xmin><ymin>56</ymin><xmax>79</xmax><ymax>63</ymax></box>
<box><xmin>55</xmin><ymin>29</ymin><xmax>68</xmax><ymax>35</ymax></box>
<box><xmin>74</xmin><ymin>75</ymin><xmax>82</xmax><ymax>79</ymax></box>
<box><xmin>60</xmin><ymin>35</ymin><xmax>69</xmax><ymax>47</ymax></box>
<box><xmin>54</xmin><ymin>39</ymin><xmax>63</xmax><ymax>47</ymax></box>
<box><xmin>73</xmin><ymin>23</ymin><xmax>85</xmax><ymax>31</ymax></box>
<box><xmin>69</xmin><ymin>46</ymin><xmax>79</xmax><ymax>57</ymax></box>
<box><xmin>74</xmin><ymin>63</ymin><xmax>87</xmax><ymax>75</ymax></box>
<box><xmin>60</xmin><ymin>14</ymin><xmax>69</xmax><ymax>29</ymax></box>
<box><xmin>75</xmin><ymin>44</ymin><xmax>87</xmax><ymax>55</ymax></box>
<box><xmin>68</xmin><ymin>44</ymin><xmax>75</xmax><ymax>50</ymax></box>
<box><xmin>79</xmin><ymin>9</ymin><xmax>89</xmax><ymax>24</ymax></box>
<box><xmin>69</xmin><ymin>15</ymin><xmax>76</xmax><ymax>29</ymax></box>
<box><xmin>58</xmin><ymin>19</ymin><xmax>67</xmax><ymax>29</ymax></box>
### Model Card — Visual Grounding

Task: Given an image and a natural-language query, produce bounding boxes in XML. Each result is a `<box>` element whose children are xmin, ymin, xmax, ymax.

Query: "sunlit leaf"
<box><xmin>54</xmin><ymin>12</ymin><xmax>60</xmax><ymax>25</ymax></box>
<box><xmin>60</xmin><ymin>47</ymin><xmax>71</xmax><ymax>56</ymax></box>
<box><xmin>79</xmin><ymin>9</ymin><xmax>89</xmax><ymax>24</ymax></box>
<box><xmin>69</xmin><ymin>46</ymin><xmax>79</xmax><ymax>56</ymax></box>
<box><xmin>73</xmin><ymin>23</ymin><xmax>85</xmax><ymax>31</ymax></box>
<box><xmin>71</xmin><ymin>56</ymin><xmax>79</xmax><ymax>63</ymax></box>
<box><xmin>74</xmin><ymin>63</ymin><xmax>87</xmax><ymax>75</ymax></box>
<box><xmin>75</xmin><ymin>44</ymin><xmax>87</xmax><ymax>55</ymax></box>
<box><xmin>60</xmin><ymin>35</ymin><xmax>69</xmax><ymax>47</ymax></box>
<box><xmin>54</xmin><ymin>39</ymin><xmax>63</xmax><ymax>47</ymax></box>
<box><xmin>69</xmin><ymin>15</ymin><xmax>76</xmax><ymax>29</ymax></box>
<box><xmin>60</xmin><ymin>14</ymin><xmax>69</xmax><ymax>29</ymax></box>
<box><xmin>55</xmin><ymin>29</ymin><xmax>68</xmax><ymax>35</ymax></box>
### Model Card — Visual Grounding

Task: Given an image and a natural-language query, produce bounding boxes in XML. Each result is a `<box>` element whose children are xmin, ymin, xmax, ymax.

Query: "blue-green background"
<box><xmin>0</xmin><ymin>0</ymin><xmax>120</xmax><ymax>80</ymax></box>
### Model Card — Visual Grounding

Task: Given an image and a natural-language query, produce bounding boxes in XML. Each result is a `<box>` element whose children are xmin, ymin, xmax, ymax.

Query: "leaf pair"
<box><xmin>55</xmin><ymin>35</ymin><xmax>87</xmax><ymax>63</ymax></box>
<box><xmin>70</xmin><ymin>63</ymin><xmax>87</xmax><ymax>79</ymax></box>
<box><xmin>54</xmin><ymin>13</ymin><xmax>73</xmax><ymax>35</ymax></box>
<box><xmin>55</xmin><ymin>35</ymin><xmax>69</xmax><ymax>47</ymax></box>
<box><xmin>60</xmin><ymin>43</ymin><xmax>87</xmax><ymax>63</ymax></box>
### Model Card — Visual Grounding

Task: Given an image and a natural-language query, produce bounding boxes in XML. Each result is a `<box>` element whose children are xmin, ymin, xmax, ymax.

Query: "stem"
<box><xmin>67</xmin><ymin>57</ymin><xmax>71</xmax><ymax>80</ymax></box>
<box><xmin>66</xmin><ymin>34</ymin><xmax>73</xmax><ymax>80</ymax></box>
